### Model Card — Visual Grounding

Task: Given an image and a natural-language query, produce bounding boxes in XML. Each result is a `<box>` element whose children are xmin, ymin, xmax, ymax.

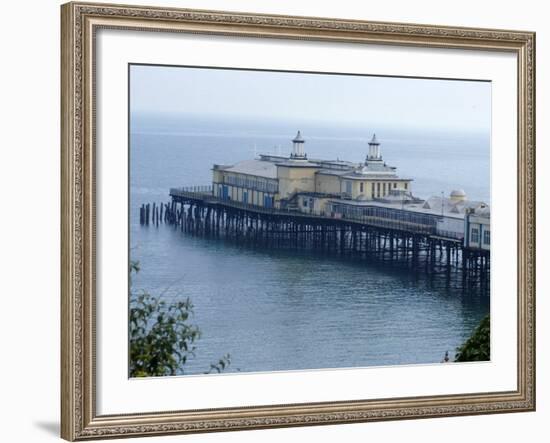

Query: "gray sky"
<box><xmin>130</xmin><ymin>64</ymin><xmax>491</xmax><ymax>133</ymax></box>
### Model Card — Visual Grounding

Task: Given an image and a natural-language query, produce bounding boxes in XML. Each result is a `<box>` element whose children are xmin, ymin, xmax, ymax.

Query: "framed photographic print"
<box><xmin>61</xmin><ymin>1</ymin><xmax>536</xmax><ymax>440</ymax></box>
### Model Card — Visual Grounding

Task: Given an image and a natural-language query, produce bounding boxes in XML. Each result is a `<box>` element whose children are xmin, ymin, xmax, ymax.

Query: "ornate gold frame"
<box><xmin>61</xmin><ymin>2</ymin><xmax>536</xmax><ymax>440</ymax></box>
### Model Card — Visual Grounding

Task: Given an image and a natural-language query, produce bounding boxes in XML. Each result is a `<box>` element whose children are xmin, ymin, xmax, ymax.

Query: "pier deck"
<box><xmin>169</xmin><ymin>188</ymin><xmax>461</xmax><ymax>242</ymax></box>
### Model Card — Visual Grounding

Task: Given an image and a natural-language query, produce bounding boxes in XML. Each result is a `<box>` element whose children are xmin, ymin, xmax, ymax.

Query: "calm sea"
<box><xmin>130</xmin><ymin>114</ymin><xmax>490</xmax><ymax>375</ymax></box>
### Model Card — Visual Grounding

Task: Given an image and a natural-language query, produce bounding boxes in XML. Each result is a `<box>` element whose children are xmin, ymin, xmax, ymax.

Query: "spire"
<box><xmin>293</xmin><ymin>130</ymin><xmax>304</xmax><ymax>143</ymax></box>
<box><xmin>291</xmin><ymin>130</ymin><xmax>307</xmax><ymax>159</ymax></box>
<box><xmin>366</xmin><ymin>133</ymin><xmax>382</xmax><ymax>162</ymax></box>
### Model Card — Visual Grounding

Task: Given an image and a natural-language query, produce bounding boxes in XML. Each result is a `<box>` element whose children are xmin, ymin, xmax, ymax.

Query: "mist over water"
<box><xmin>130</xmin><ymin>114</ymin><xmax>490</xmax><ymax>375</ymax></box>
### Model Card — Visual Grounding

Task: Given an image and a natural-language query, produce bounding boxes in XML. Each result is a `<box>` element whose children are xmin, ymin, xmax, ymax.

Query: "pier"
<box><xmin>138</xmin><ymin>186</ymin><xmax>490</xmax><ymax>292</ymax></box>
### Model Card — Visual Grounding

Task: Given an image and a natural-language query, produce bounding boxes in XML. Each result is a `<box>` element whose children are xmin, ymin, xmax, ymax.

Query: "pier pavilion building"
<box><xmin>212</xmin><ymin>132</ymin><xmax>413</xmax><ymax>210</ymax></box>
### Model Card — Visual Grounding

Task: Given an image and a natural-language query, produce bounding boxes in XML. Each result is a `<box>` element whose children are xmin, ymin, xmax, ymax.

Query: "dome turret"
<box><xmin>290</xmin><ymin>131</ymin><xmax>307</xmax><ymax>159</ymax></box>
<box><xmin>450</xmin><ymin>189</ymin><xmax>467</xmax><ymax>202</ymax></box>
<box><xmin>366</xmin><ymin>133</ymin><xmax>382</xmax><ymax>162</ymax></box>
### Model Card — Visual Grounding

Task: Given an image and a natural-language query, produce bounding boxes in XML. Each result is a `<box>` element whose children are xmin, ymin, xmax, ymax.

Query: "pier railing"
<box><xmin>175</xmin><ymin>185</ymin><xmax>213</xmax><ymax>195</ymax></box>
<box><xmin>169</xmin><ymin>187</ymin><xmax>449</xmax><ymax>239</ymax></box>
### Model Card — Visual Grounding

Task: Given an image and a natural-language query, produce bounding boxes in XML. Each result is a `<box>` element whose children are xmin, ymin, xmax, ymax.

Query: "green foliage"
<box><xmin>206</xmin><ymin>354</ymin><xmax>231</xmax><ymax>374</ymax></box>
<box><xmin>129</xmin><ymin>261</ymin><xmax>230</xmax><ymax>377</ymax></box>
<box><xmin>455</xmin><ymin>315</ymin><xmax>490</xmax><ymax>362</ymax></box>
<box><xmin>130</xmin><ymin>290</ymin><xmax>201</xmax><ymax>377</ymax></box>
